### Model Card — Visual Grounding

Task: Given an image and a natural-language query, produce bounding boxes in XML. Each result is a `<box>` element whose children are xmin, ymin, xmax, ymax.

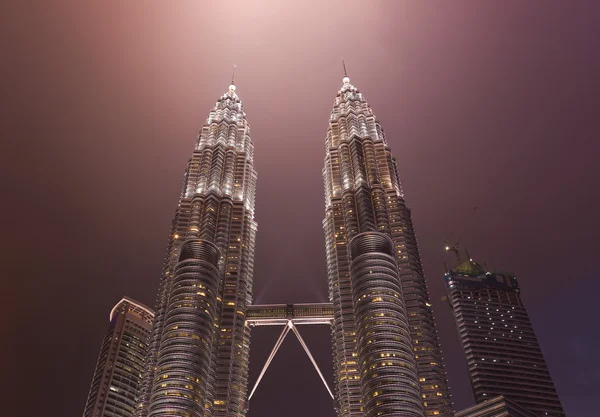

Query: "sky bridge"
<box><xmin>245</xmin><ymin>302</ymin><xmax>336</xmax><ymax>405</ymax></box>
<box><xmin>246</xmin><ymin>302</ymin><xmax>334</xmax><ymax>326</ymax></box>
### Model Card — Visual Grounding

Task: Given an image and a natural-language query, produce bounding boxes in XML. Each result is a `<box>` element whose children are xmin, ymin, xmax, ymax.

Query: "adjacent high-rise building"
<box><xmin>322</xmin><ymin>75</ymin><xmax>453</xmax><ymax>417</ymax></box>
<box><xmin>135</xmin><ymin>82</ymin><xmax>258</xmax><ymax>417</ymax></box>
<box><xmin>445</xmin><ymin>256</ymin><xmax>565</xmax><ymax>417</ymax></box>
<box><xmin>83</xmin><ymin>297</ymin><xmax>155</xmax><ymax>417</ymax></box>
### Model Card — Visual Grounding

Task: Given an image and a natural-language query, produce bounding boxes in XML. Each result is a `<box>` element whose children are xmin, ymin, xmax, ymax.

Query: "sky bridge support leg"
<box><xmin>289</xmin><ymin>322</ymin><xmax>335</xmax><ymax>400</ymax></box>
<box><xmin>248</xmin><ymin>323</ymin><xmax>290</xmax><ymax>400</ymax></box>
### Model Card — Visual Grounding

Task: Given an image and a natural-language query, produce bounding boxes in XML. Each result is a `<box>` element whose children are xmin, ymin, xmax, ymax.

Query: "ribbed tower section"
<box><xmin>135</xmin><ymin>84</ymin><xmax>257</xmax><ymax>417</ymax></box>
<box><xmin>323</xmin><ymin>76</ymin><xmax>452</xmax><ymax>417</ymax></box>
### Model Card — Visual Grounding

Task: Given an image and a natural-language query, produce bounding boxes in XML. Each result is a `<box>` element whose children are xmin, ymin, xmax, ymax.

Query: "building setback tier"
<box><xmin>456</xmin><ymin>395</ymin><xmax>538</xmax><ymax>417</ymax></box>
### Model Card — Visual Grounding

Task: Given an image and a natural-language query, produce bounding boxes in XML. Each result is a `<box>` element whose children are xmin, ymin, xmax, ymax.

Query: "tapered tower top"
<box><xmin>326</xmin><ymin>68</ymin><xmax>386</xmax><ymax>151</ymax></box>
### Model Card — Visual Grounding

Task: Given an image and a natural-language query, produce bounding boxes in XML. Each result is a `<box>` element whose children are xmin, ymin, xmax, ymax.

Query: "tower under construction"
<box><xmin>445</xmin><ymin>255</ymin><xmax>565</xmax><ymax>417</ymax></box>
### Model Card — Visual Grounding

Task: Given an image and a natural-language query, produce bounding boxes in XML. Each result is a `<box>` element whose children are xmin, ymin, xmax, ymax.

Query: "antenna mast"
<box><xmin>231</xmin><ymin>64</ymin><xmax>237</xmax><ymax>85</ymax></box>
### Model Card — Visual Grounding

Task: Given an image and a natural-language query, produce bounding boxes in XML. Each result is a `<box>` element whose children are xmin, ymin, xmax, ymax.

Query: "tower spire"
<box><xmin>341</xmin><ymin>58</ymin><xmax>350</xmax><ymax>84</ymax></box>
<box><xmin>228</xmin><ymin>64</ymin><xmax>237</xmax><ymax>94</ymax></box>
<box><xmin>342</xmin><ymin>58</ymin><xmax>347</xmax><ymax>77</ymax></box>
<box><xmin>228</xmin><ymin>65</ymin><xmax>237</xmax><ymax>94</ymax></box>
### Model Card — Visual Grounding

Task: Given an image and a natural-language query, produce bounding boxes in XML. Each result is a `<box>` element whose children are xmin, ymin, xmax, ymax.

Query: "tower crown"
<box><xmin>326</xmin><ymin>76</ymin><xmax>386</xmax><ymax>150</ymax></box>
<box><xmin>197</xmin><ymin>83</ymin><xmax>253</xmax><ymax>158</ymax></box>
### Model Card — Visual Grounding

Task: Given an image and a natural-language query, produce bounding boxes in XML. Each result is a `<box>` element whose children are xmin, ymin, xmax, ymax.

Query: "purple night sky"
<box><xmin>4</xmin><ymin>1</ymin><xmax>599</xmax><ymax>416</ymax></box>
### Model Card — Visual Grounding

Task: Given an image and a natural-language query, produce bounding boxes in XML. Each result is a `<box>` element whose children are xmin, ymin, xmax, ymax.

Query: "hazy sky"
<box><xmin>4</xmin><ymin>1</ymin><xmax>600</xmax><ymax>416</ymax></box>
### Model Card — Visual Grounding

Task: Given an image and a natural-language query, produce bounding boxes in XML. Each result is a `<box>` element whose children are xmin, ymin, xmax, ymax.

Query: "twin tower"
<box><xmin>134</xmin><ymin>77</ymin><xmax>453</xmax><ymax>417</ymax></box>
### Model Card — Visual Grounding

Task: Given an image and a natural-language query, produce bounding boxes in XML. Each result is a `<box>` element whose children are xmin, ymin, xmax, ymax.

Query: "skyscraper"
<box><xmin>322</xmin><ymin>75</ymin><xmax>453</xmax><ymax>417</ymax></box>
<box><xmin>83</xmin><ymin>297</ymin><xmax>154</xmax><ymax>417</ymax></box>
<box><xmin>445</xmin><ymin>256</ymin><xmax>565</xmax><ymax>417</ymax></box>
<box><xmin>135</xmin><ymin>82</ymin><xmax>257</xmax><ymax>417</ymax></box>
